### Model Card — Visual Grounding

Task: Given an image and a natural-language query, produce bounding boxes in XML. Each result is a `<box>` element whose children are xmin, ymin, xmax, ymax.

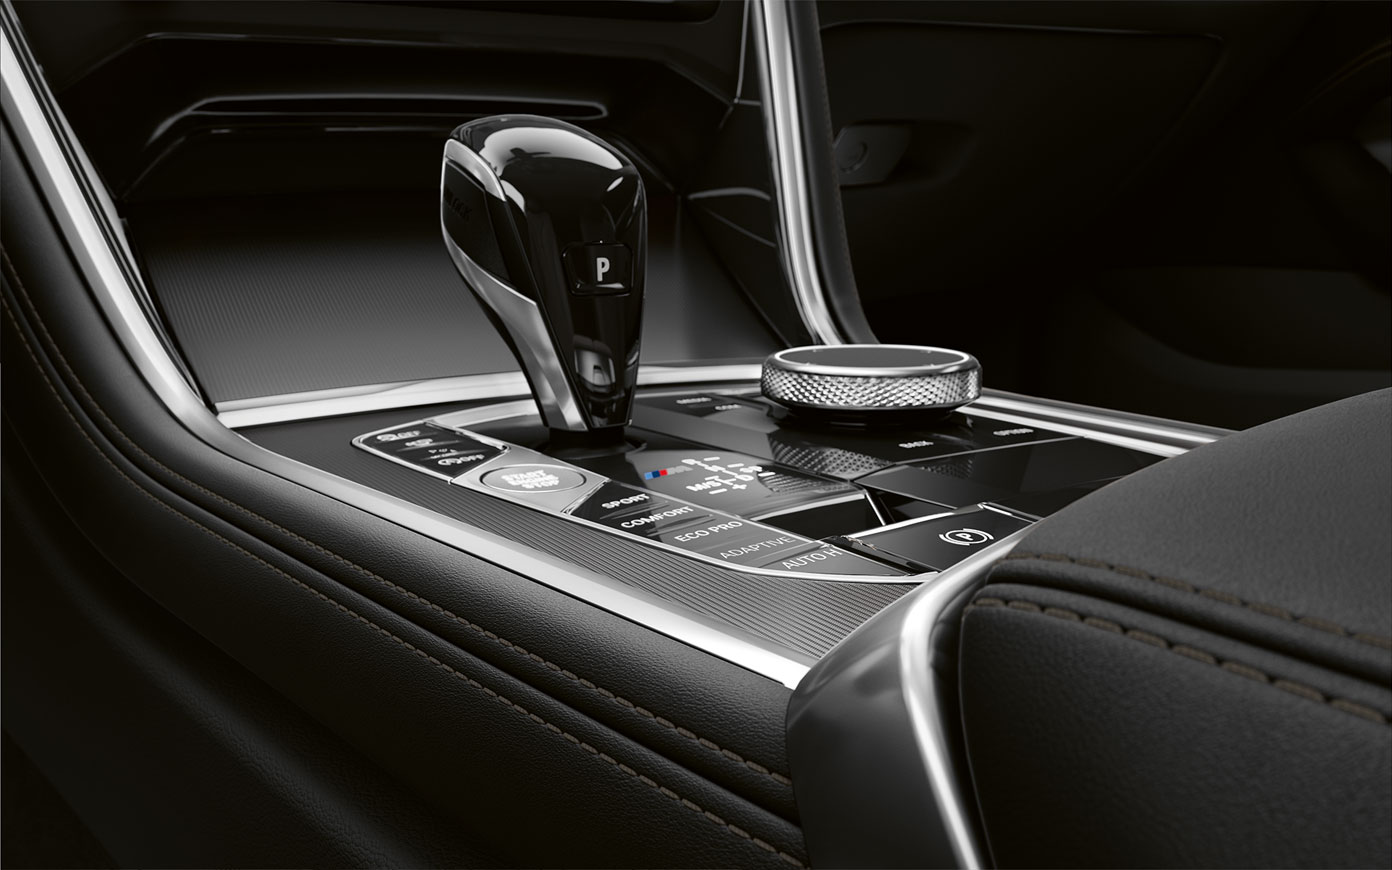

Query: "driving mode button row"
<box><xmin>569</xmin><ymin>481</ymin><xmax>711</xmax><ymax>532</ymax></box>
<box><xmin>664</xmin><ymin>519</ymin><xmax>809</xmax><ymax>567</ymax></box>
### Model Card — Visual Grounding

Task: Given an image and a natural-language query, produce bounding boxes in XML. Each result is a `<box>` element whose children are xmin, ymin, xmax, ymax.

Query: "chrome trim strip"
<box><xmin>441</xmin><ymin>141</ymin><xmax>591</xmax><ymax>432</ymax></box>
<box><xmin>443</xmin><ymin>137</ymin><xmax>507</xmax><ymax>201</ymax></box>
<box><xmin>963</xmin><ymin>404</ymin><xmax>1188</xmax><ymax>457</ymax></box>
<box><xmin>751</xmin><ymin>0</ymin><xmax>845</xmax><ymax>345</ymax></box>
<box><xmin>769</xmin><ymin>344</ymin><xmax>975</xmax><ymax>378</ymax></box>
<box><xmin>216</xmin><ymin>365</ymin><xmax>766</xmax><ymax>429</ymax></box>
<box><xmin>975</xmin><ymin>390</ymin><xmax>1228</xmax><ymax>448</ymax></box>
<box><xmin>846</xmin><ymin>504</ymin><xmax>972</xmax><ymax>539</ymax></box>
<box><xmin>0</xmin><ymin>4</ymin><xmax>203</xmax><ymax>399</ymax></box>
<box><xmin>1</xmin><ymin>18</ymin><xmax>815</xmax><ymax>690</ymax></box>
<box><xmin>219</xmin><ymin>373</ymin><xmax>529</xmax><ymax>427</ymax></box>
<box><xmin>897</xmin><ymin>530</ymin><xmax>1028</xmax><ymax>869</ymax></box>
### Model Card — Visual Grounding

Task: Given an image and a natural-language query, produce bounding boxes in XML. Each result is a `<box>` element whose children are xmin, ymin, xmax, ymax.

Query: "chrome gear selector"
<box><xmin>761</xmin><ymin>344</ymin><xmax>982</xmax><ymax>424</ymax></box>
<box><xmin>441</xmin><ymin>115</ymin><xmax>646</xmax><ymax>445</ymax></box>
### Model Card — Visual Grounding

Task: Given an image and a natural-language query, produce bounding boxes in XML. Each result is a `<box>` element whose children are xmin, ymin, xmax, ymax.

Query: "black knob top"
<box><xmin>441</xmin><ymin>115</ymin><xmax>646</xmax><ymax>437</ymax></box>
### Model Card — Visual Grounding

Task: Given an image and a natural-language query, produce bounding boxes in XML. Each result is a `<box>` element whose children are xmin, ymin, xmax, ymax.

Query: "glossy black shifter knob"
<box><xmin>441</xmin><ymin>115</ymin><xmax>646</xmax><ymax>439</ymax></box>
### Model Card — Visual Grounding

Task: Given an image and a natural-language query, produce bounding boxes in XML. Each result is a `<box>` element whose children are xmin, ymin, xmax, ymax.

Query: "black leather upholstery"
<box><xmin>2</xmin><ymin>118</ymin><xmax>805</xmax><ymax>867</ymax></box>
<box><xmin>960</xmin><ymin>389</ymin><xmax>1392</xmax><ymax>868</ymax></box>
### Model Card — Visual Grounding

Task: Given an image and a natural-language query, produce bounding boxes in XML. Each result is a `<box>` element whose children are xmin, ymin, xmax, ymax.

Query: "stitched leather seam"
<box><xmin>968</xmin><ymin>597</ymin><xmax>1390</xmax><ymax>725</ymax></box>
<box><xmin>1003</xmin><ymin>551</ymin><xmax>1392</xmax><ymax>650</ymax></box>
<box><xmin>0</xmin><ymin>287</ymin><xmax>807</xmax><ymax>869</ymax></box>
<box><xmin>0</xmin><ymin>250</ymin><xmax>793</xmax><ymax>788</ymax></box>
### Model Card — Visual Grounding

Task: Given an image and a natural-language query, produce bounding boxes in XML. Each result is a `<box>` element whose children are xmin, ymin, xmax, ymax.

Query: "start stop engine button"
<box><xmin>481</xmin><ymin>464</ymin><xmax>588</xmax><ymax>494</ymax></box>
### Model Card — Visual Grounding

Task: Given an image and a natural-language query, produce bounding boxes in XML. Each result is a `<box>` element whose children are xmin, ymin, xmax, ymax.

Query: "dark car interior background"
<box><xmin>3</xmin><ymin>1</ymin><xmax>1389</xmax><ymax>868</ymax></box>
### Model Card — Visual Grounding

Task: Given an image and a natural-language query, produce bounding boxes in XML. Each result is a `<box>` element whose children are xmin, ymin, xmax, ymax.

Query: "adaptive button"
<box><xmin>662</xmin><ymin>518</ymin><xmax>810</xmax><ymax>567</ymax></box>
<box><xmin>849</xmin><ymin>507</ymin><xmax>1031</xmax><ymax>572</ymax></box>
<box><xmin>757</xmin><ymin>543</ymin><xmax>907</xmax><ymax>577</ymax></box>
<box><xmin>481</xmin><ymin>464</ymin><xmax>588</xmax><ymax>494</ymax></box>
<box><xmin>563</xmin><ymin>243</ymin><xmax>632</xmax><ymax>294</ymax></box>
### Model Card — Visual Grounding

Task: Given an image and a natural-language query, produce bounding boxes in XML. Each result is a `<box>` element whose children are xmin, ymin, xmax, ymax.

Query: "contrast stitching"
<box><xmin>0</xmin><ymin>288</ymin><xmax>807</xmax><ymax>869</ymax></box>
<box><xmin>1003</xmin><ymin>551</ymin><xmax>1392</xmax><ymax>650</ymax></box>
<box><xmin>967</xmin><ymin>597</ymin><xmax>1390</xmax><ymax>725</ymax></box>
<box><xmin>0</xmin><ymin>250</ymin><xmax>792</xmax><ymax>788</ymax></box>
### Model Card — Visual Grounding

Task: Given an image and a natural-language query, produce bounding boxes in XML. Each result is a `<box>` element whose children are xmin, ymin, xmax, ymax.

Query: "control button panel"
<box><xmin>357</xmin><ymin>423</ymin><xmax>505</xmax><ymax>478</ymax></box>
<box><xmin>582</xmin><ymin>442</ymin><xmax>858</xmax><ymax>519</ymax></box>
<box><xmin>847</xmin><ymin>507</ymin><xmax>1032</xmax><ymax>572</ymax></box>
<box><xmin>355</xmin><ymin>419</ymin><xmax>909</xmax><ymax>579</ymax></box>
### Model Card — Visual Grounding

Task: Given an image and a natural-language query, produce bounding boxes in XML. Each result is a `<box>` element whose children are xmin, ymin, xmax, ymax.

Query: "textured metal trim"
<box><xmin>761</xmin><ymin>344</ymin><xmax>983</xmax><ymax>414</ymax></box>
<box><xmin>762</xmin><ymin>365</ymin><xmax>982</xmax><ymax>414</ymax></box>
<box><xmin>751</xmin><ymin>0</ymin><xmax>845</xmax><ymax>345</ymax></box>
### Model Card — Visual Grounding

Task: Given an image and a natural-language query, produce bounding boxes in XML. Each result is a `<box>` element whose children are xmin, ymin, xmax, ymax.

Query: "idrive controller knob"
<box><xmin>761</xmin><ymin>344</ymin><xmax>982</xmax><ymax>424</ymax></box>
<box><xmin>441</xmin><ymin>115</ymin><xmax>646</xmax><ymax>443</ymax></box>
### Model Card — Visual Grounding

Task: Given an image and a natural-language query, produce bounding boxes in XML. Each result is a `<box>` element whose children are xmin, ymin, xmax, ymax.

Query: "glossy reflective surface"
<box><xmin>443</xmin><ymin>115</ymin><xmax>646</xmax><ymax>433</ymax></box>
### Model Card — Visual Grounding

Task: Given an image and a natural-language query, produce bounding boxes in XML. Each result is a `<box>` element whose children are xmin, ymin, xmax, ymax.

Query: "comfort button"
<box><xmin>481</xmin><ymin>464</ymin><xmax>587</xmax><ymax>494</ymax></box>
<box><xmin>568</xmin><ymin>482</ymin><xmax>711</xmax><ymax>535</ymax></box>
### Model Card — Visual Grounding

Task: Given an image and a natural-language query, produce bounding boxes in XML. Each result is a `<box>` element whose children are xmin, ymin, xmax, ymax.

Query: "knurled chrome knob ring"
<box><xmin>761</xmin><ymin>344</ymin><xmax>982</xmax><ymax>421</ymax></box>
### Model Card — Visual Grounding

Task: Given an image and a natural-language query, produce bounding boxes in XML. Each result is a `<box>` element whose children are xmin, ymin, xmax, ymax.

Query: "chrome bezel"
<box><xmin>767</xmin><ymin>344</ymin><xmax>978</xmax><ymax>379</ymax></box>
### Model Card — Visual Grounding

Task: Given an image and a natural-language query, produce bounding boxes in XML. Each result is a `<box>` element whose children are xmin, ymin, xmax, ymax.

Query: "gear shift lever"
<box><xmin>440</xmin><ymin>115</ymin><xmax>646</xmax><ymax>446</ymax></box>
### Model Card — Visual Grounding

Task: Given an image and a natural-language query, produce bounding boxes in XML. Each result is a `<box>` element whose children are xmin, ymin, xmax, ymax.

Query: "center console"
<box><xmin>355</xmin><ymin>387</ymin><xmax>1159</xmax><ymax>582</ymax></box>
<box><xmin>349</xmin><ymin>113</ymin><xmax>1161</xmax><ymax>590</ymax></box>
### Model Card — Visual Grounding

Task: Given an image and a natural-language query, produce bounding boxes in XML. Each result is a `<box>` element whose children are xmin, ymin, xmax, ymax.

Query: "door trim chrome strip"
<box><xmin>1</xmin><ymin>16</ymin><xmax>815</xmax><ymax>690</ymax></box>
<box><xmin>751</xmin><ymin>0</ymin><xmax>845</xmax><ymax>345</ymax></box>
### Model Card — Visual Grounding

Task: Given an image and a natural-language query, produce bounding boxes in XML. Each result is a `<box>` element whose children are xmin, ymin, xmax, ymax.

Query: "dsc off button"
<box><xmin>481</xmin><ymin>464</ymin><xmax>587</xmax><ymax>494</ymax></box>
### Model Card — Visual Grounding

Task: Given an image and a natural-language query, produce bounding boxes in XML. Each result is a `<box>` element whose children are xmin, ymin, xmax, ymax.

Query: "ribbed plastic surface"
<box><xmin>248</xmin><ymin>407</ymin><xmax>911</xmax><ymax>661</ymax></box>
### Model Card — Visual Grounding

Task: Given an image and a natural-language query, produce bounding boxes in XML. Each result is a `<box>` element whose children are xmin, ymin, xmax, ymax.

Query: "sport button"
<box><xmin>569</xmin><ymin>482</ymin><xmax>711</xmax><ymax>535</ymax></box>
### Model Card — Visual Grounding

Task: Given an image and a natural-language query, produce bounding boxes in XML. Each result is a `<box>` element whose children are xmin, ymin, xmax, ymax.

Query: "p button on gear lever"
<box><xmin>565</xmin><ymin>243</ymin><xmax>632</xmax><ymax>295</ymax></box>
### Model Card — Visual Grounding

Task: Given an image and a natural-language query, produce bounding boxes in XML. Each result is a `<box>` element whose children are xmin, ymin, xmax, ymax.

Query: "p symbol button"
<box><xmin>564</xmin><ymin>243</ymin><xmax>632</xmax><ymax>295</ymax></box>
